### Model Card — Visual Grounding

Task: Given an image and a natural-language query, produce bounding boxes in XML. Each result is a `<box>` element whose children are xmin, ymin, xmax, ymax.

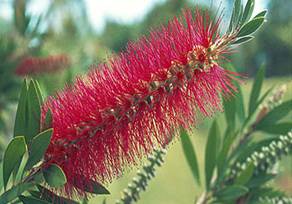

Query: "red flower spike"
<box><xmin>15</xmin><ymin>54</ymin><xmax>70</xmax><ymax>76</ymax></box>
<box><xmin>42</xmin><ymin>9</ymin><xmax>241</xmax><ymax>197</ymax></box>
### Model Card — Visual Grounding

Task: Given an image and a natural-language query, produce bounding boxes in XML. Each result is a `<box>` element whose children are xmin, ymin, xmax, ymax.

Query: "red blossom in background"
<box><xmin>42</xmin><ymin>9</ymin><xmax>241</xmax><ymax>197</ymax></box>
<box><xmin>15</xmin><ymin>54</ymin><xmax>70</xmax><ymax>76</ymax></box>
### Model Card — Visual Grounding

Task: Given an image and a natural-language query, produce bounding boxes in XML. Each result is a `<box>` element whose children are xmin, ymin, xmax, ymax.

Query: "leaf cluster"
<box><xmin>229</xmin><ymin>0</ymin><xmax>267</xmax><ymax>45</ymax></box>
<box><xmin>0</xmin><ymin>79</ymin><xmax>109</xmax><ymax>204</ymax></box>
<box><xmin>181</xmin><ymin>64</ymin><xmax>292</xmax><ymax>204</ymax></box>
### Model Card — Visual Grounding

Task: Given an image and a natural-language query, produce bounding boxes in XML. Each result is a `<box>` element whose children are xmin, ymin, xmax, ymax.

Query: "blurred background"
<box><xmin>0</xmin><ymin>0</ymin><xmax>291</xmax><ymax>203</ymax></box>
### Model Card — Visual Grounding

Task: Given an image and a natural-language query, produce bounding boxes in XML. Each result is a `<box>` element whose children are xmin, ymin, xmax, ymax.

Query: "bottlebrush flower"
<box><xmin>42</xmin><ymin>9</ymin><xmax>242</xmax><ymax>197</ymax></box>
<box><xmin>15</xmin><ymin>54</ymin><xmax>70</xmax><ymax>76</ymax></box>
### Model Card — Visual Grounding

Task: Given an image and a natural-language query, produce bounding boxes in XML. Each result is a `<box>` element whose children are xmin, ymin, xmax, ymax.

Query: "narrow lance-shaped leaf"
<box><xmin>73</xmin><ymin>176</ymin><xmax>110</xmax><ymax>195</ymax></box>
<box><xmin>232</xmin><ymin>137</ymin><xmax>275</xmax><ymax>164</ymax></box>
<box><xmin>228</xmin><ymin>0</ymin><xmax>242</xmax><ymax>31</ymax></box>
<box><xmin>12</xmin><ymin>80</ymin><xmax>29</xmax><ymax>180</ymax></box>
<box><xmin>225</xmin><ymin>64</ymin><xmax>245</xmax><ymax>122</ymax></box>
<box><xmin>205</xmin><ymin>120</ymin><xmax>219</xmax><ymax>190</ymax></box>
<box><xmin>34</xmin><ymin>185</ymin><xmax>79</xmax><ymax>204</ymax></box>
<box><xmin>248</xmin><ymin>65</ymin><xmax>265</xmax><ymax>115</ymax></box>
<box><xmin>241</xmin><ymin>0</ymin><xmax>255</xmax><ymax>23</ymax></box>
<box><xmin>223</xmin><ymin>96</ymin><xmax>236</xmax><ymax>129</ymax></box>
<box><xmin>256</xmin><ymin>122</ymin><xmax>292</xmax><ymax>135</ymax></box>
<box><xmin>14</xmin><ymin>79</ymin><xmax>28</xmax><ymax>137</ymax></box>
<box><xmin>43</xmin><ymin>164</ymin><xmax>67</xmax><ymax>188</ymax></box>
<box><xmin>255</xmin><ymin>87</ymin><xmax>274</xmax><ymax>109</ymax></box>
<box><xmin>0</xmin><ymin>182</ymin><xmax>34</xmax><ymax>203</ymax></box>
<box><xmin>216</xmin><ymin>185</ymin><xmax>248</xmax><ymax>201</ymax></box>
<box><xmin>232</xmin><ymin>36</ymin><xmax>254</xmax><ymax>45</ymax></box>
<box><xmin>26</xmin><ymin>80</ymin><xmax>42</xmax><ymax>142</ymax></box>
<box><xmin>12</xmin><ymin>150</ymin><xmax>28</xmax><ymax>184</ymax></box>
<box><xmin>3</xmin><ymin>136</ymin><xmax>27</xmax><ymax>189</ymax></box>
<box><xmin>237</xmin><ymin>17</ymin><xmax>265</xmax><ymax>38</ymax></box>
<box><xmin>256</xmin><ymin>100</ymin><xmax>292</xmax><ymax>128</ymax></box>
<box><xmin>234</xmin><ymin>163</ymin><xmax>254</xmax><ymax>185</ymax></box>
<box><xmin>235</xmin><ymin>84</ymin><xmax>246</xmax><ymax>122</ymax></box>
<box><xmin>0</xmin><ymin>163</ymin><xmax>3</xmax><ymax>190</ymax></box>
<box><xmin>44</xmin><ymin>109</ymin><xmax>52</xmax><ymax>130</ymax></box>
<box><xmin>248</xmin><ymin>173</ymin><xmax>275</xmax><ymax>188</ymax></box>
<box><xmin>235</xmin><ymin>0</ymin><xmax>242</xmax><ymax>26</ymax></box>
<box><xmin>25</xmin><ymin>129</ymin><xmax>53</xmax><ymax>171</ymax></box>
<box><xmin>180</xmin><ymin>128</ymin><xmax>200</xmax><ymax>185</ymax></box>
<box><xmin>254</xmin><ymin>10</ymin><xmax>268</xmax><ymax>19</ymax></box>
<box><xmin>228</xmin><ymin>7</ymin><xmax>235</xmax><ymax>32</ymax></box>
<box><xmin>217</xmin><ymin>129</ymin><xmax>237</xmax><ymax>181</ymax></box>
<box><xmin>33</xmin><ymin>79</ymin><xmax>44</xmax><ymax>104</ymax></box>
<box><xmin>235</xmin><ymin>1</ymin><xmax>243</xmax><ymax>26</ymax></box>
<box><xmin>19</xmin><ymin>195</ymin><xmax>50</xmax><ymax>204</ymax></box>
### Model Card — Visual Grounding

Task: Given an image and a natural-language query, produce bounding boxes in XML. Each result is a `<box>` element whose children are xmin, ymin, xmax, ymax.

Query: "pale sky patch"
<box><xmin>0</xmin><ymin>0</ymin><xmax>268</xmax><ymax>32</ymax></box>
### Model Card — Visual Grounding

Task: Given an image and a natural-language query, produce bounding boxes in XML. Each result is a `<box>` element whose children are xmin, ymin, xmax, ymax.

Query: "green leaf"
<box><xmin>235</xmin><ymin>163</ymin><xmax>254</xmax><ymax>185</ymax></box>
<box><xmin>217</xmin><ymin>129</ymin><xmax>237</xmax><ymax>181</ymax></box>
<box><xmin>223</xmin><ymin>65</ymin><xmax>245</xmax><ymax>122</ymax></box>
<box><xmin>235</xmin><ymin>1</ymin><xmax>244</xmax><ymax>26</ymax></box>
<box><xmin>0</xmin><ymin>182</ymin><xmax>34</xmax><ymax>203</ymax></box>
<box><xmin>33</xmin><ymin>185</ymin><xmax>79</xmax><ymax>204</ymax></box>
<box><xmin>12</xmin><ymin>151</ymin><xmax>28</xmax><ymax>185</ymax></box>
<box><xmin>26</xmin><ymin>80</ymin><xmax>42</xmax><ymax>142</ymax></box>
<box><xmin>32</xmin><ymin>80</ymin><xmax>44</xmax><ymax>104</ymax></box>
<box><xmin>228</xmin><ymin>0</ymin><xmax>242</xmax><ymax>31</ymax></box>
<box><xmin>237</xmin><ymin>17</ymin><xmax>265</xmax><ymax>38</ymax></box>
<box><xmin>180</xmin><ymin>128</ymin><xmax>200</xmax><ymax>185</ymax></box>
<box><xmin>44</xmin><ymin>109</ymin><xmax>52</xmax><ymax>129</ymax></box>
<box><xmin>254</xmin><ymin>10</ymin><xmax>267</xmax><ymax>19</ymax></box>
<box><xmin>19</xmin><ymin>195</ymin><xmax>50</xmax><ymax>204</ymax></box>
<box><xmin>73</xmin><ymin>177</ymin><xmax>110</xmax><ymax>195</ymax></box>
<box><xmin>250</xmin><ymin>187</ymin><xmax>285</xmax><ymax>201</ymax></box>
<box><xmin>224</xmin><ymin>63</ymin><xmax>245</xmax><ymax>122</ymax></box>
<box><xmin>223</xmin><ymin>97</ymin><xmax>236</xmax><ymax>129</ymax></box>
<box><xmin>256</xmin><ymin>100</ymin><xmax>292</xmax><ymax>128</ymax></box>
<box><xmin>0</xmin><ymin>163</ymin><xmax>3</xmax><ymax>190</ymax></box>
<box><xmin>242</xmin><ymin>0</ymin><xmax>255</xmax><ymax>23</ymax></box>
<box><xmin>256</xmin><ymin>122</ymin><xmax>292</xmax><ymax>134</ymax></box>
<box><xmin>205</xmin><ymin>120</ymin><xmax>219</xmax><ymax>190</ymax></box>
<box><xmin>232</xmin><ymin>137</ymin><xmax>275</xmax><ymax>163</ymax></box>
<box><xmin>253</xmin><ymin>86</ymin><xmax>274</xmax><ymax>113</ymax></box>
<box><xmin>3</xmin><ymin>136</ymin><xmax>27</xmax><ymax>189</ymax></box>
<box><xmin>228</xmin><ymin>9</ymin><xmax>235</xmax><ymax>32</ymax></box>
<box><xmin>235</xmin><ymin>84</ymin><xmax>246</xmax><ymax>123</ymax></box>
<box><xmin>247</xmin><ymin>173</ymin><xmax>275</xmax><ymax>188</ymax></box>
<box><xmin>248</xmin><ymin>66</ymin><xmax>265</xmax><ymax>115</ymax></box>
<box><xmin>32</xmin><ymin>171</ymin><xmax>45</xmax><ymax>184</ymax></box>
<box><xmin>232</xmin><ymin>36</ymin><xmax>254</xmax><ymax>45</ymax></box>
<box><xmin>14</xmin><ymin>79</ymin><xmax>28</xmax><ymax>137</ymax></box>
<box><xmin>233</xmin><ymin>0</ymin><xmax>242</xmax><ymax>24</ymax></box>
<box><xmin>28</xmin><ymin>190</ymin><xmax>41</xmax><ymax>199</ymax></box>
<box><xmin>43</xmin><ymin>164</ymin><xmax>67</xmax><ymax>188</ymax></box>
<box><xmin>25</xmin><ymin>129</ymin><xmax>53</xmax><ymax>171</ymax></box>
<box><xmin>216</xmin><ymin>185</ymin><xmax>248</xmax><ymax>201</ymax></box>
